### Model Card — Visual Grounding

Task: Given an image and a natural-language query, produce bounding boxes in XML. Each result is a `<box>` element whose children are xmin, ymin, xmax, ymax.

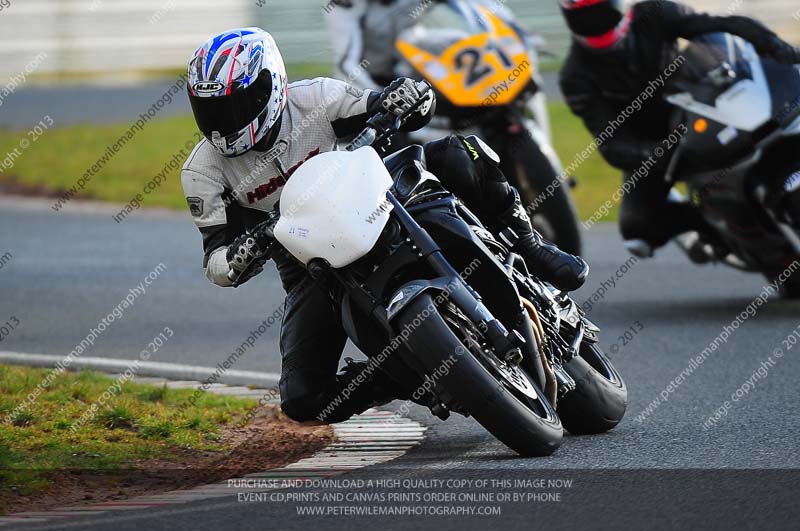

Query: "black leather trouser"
<box><xmin>274</xmin><ymin>250</ymin><xmax>388</xmax><ymax>423</ymax></box>
<box><xmin>618</xmin><ymin>169</ymin><xmax>708</xmax><ymax>248</ymax></box>
<box><xmin>273</xmin><ymin>247</ymin><xmax>376</xmax><ymax>424</ymax></box>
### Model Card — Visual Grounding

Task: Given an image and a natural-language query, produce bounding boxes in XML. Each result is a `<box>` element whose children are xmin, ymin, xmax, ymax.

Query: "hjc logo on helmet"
<box><xmin>210</xmin><ymin>131</ymin><xmax>229</xmax><ymax>151</ymax></box>
<box><xmin>192</xmin><ymin>81</ymin><xmax>225</xmax><ymax>95</ymax></box>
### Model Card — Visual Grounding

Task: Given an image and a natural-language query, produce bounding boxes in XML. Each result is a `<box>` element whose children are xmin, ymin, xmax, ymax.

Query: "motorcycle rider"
<box><xmin>326</xmin><ymin>0</ymin><xmax>419</xmax><ymax>90</ymax></box>
<box><xmin>326</xmin><ymin>0</ymin><xmax>518</xmax><ymax>89</ymax></box>
<box><xmin>558</xmin><ymin>0</ymin><xmax>800</xmax><ymax>257</ymax></box>
<box><xmin>181</xmin><ymin>28</ymin><xmax>588</xmax><ymax>424</ymax></box>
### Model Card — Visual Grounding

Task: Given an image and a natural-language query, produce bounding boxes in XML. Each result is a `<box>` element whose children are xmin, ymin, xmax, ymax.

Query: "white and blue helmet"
<box><xmin>187</xmin><ymin>28</ymin><xmax>288</xmax><ymax>157</ymax></box>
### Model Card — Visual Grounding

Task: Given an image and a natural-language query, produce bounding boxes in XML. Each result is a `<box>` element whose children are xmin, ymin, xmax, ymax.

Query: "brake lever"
<box><xmin>345</xmin><ymin>128</ymin><xmax>376</xmax><ymax>152</ymax></box>
<box><xmin>346</xmin><ymin>112</ymin><xmax>390</xmax><ymax>151</ymax></box>
<box><xmin>345</xmin><ymin>115</ymin><xmax>394</xmax><ymax>152</ymax></box>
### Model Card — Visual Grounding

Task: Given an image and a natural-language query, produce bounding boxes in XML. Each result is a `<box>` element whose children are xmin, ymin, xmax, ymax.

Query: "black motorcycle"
<box><xmin>266</xmin><ymin>85</ymin><xmax>626</xmax><ymax>456</ymax></box>
<box><xmin>663</xmin><ymin>33</ymin><xmax>800</xmax><ymax>295</ymax></box>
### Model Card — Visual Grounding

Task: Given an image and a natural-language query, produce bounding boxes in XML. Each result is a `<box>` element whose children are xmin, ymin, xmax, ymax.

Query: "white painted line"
<box><xmin>130</xmin><ymin>377</ymin><xmax>168</xmax><ymax>384</ymax></box>
<box><xmin>0</xmin><ymin>517</ymin><xmax>50</xmax><ymax>524</ymax></box>
<box><xmin>0</xmin><ymin>351</ymin><xmax>281</xmax><ymax>387</ymax></box>
<box><xmin>205</xmin><ymin>386</ymin><xmax>260</xmax><ymax>395</ymax></box>
<box><xmin>221</xmin><ymin>391</ymin><xmax>274</xmax><ymax>398</ymax></box>
<box><xmin>163</xmin><ymin>381</ymin><xmax>208</xmax><ymax>388</ymax></box>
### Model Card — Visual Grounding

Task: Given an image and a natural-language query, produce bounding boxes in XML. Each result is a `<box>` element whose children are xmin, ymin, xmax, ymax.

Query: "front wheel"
<box><xmin>763</xmin><ymin>267</ymin><xmax>800</xmax><ymax>298</ymax></box>
<box><xmin>557</xmin><ymin>343</ymin><xmax>628</xmax><ymax>435</ymax></box>
<box><xmin>770</xmin><ymin>268</ymin><xmax>800</xmax><ymax>298</ymax></box>
<box><xmin>398</xmin><ymin>294</ymin><xmax>563</xmax><ymax>457</ymax></box>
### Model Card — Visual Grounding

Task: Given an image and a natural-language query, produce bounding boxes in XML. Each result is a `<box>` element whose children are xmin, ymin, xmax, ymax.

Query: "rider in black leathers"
<box><xmin>558</xmin><ymin>0</ymin><xmax>800</xmax><ymax>256</ymax></box>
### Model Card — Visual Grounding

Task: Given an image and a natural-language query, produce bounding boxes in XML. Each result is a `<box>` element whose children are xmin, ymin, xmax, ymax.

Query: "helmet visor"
<box><xmin>563</xmin><ymin>2</ymin><xmax>625</xmax><ymax>37</ymax></box>
<box><xmin>188</xmin><ymin>71</ymin><xmax>272</xmax><ymax>137</ymax></box>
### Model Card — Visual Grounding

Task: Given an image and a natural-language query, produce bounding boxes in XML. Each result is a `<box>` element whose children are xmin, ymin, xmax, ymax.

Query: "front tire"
<box><xmin>776</xmin><ymin>271</ymin><xmax>800</xmax><ymax>298</ymax></box>
<box><xmin>399</xmin><ymin>294</ymin><xmax>563</xmax><ymax>457</ymax></box>
<box><xmin>557</xmin><ymin>343</ymin><xmax>628</xmax><ymax>435</ymax></box>
<box><xmin>763</xmin><ymin>267</ymin><xmax>800</xmax><ymax>298</ymax></box>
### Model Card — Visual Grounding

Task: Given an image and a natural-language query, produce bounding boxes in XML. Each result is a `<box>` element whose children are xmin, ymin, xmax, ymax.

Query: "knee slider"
<box><xmin>280</xmin><ymin>393</ymin><xmax>324</xmax><ymax>423</ymax></box>
<box><xmin>279</xmin><ymin>372</ymin><xmax>326</xmax><ymax>422</ymax></box>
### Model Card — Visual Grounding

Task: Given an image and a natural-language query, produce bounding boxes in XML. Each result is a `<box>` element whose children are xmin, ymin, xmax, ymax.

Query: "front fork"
<box><xmin>386</xmin><ymin>191</ymin><xmax>526</xmax><ymax>363</ymax></box>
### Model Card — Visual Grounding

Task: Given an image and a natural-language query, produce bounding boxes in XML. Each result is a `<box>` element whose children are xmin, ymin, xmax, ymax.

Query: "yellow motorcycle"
<box><xmin>393</xmin><ymin>0</ymin><xmax>582</xmax><ymax>254</ymax></box>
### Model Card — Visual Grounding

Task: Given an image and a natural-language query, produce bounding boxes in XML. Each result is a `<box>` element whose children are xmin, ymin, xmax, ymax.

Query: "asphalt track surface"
<box><xmin>2</xmin><ymin>198</ymin><xmax>799</xmax><ymax>529</ymax></box>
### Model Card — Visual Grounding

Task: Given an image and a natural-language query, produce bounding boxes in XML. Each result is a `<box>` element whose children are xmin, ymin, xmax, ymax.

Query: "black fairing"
<box><xmin>346</xmin><ymin>195</ymin><xmax>520</xmax><ymax>333</ymax></box>
<box><xmin>337</xmin><ymin>151</ymin><xmax>522</xmax><ymax>354</ymax></box>
<box><xmin>673</xmin><ymin>108</ymin><xmax>797</xmax><ymax>266</ymax></box>
<box><xmin>764</xmin><ymin>58</ymin><xmax>800</xmax><ymax>124</ymax></box>
<box><xmin>384</xmin><ymin>144</ymin><xmax>425</xmax><ymax>173</ymax></box>
<box><xmin>670</xmin><ymin>110</ymin><xmax>754</xmax><ymax>173</ymax></box>
<box><xmin>684</xmin><ymin>161</ymin><xmax>786</xmax><ymax>261</ymax></box>
<box><xmin>384</xmin><ymin>144</ymin><xmax>427</xmax><ymax>199</ymax></box>
<box><xmin>384</xmin><ymin>145</ymin><xmax>520</xmax><ymax>325</ymax></box>
<box><xmin>410</xmin><ymin>199</ymin><xmax>521</xmax><ymax>326</ymax></box>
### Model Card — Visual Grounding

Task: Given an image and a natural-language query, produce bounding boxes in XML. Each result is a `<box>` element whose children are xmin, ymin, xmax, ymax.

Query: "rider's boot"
<box><xmin>498</xmin><ymin>190</ymin><xmax>589</xmax><ymax>291</ymax></box>
<box><xmin>338</xmin><ymin>358</ymin><xmax>410</xmax><ymax>409</ymax></box>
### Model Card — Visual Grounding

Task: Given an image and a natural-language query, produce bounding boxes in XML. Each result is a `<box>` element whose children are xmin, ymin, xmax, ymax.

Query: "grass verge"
<box><xmin>0</xmin><ymin>103</ymin><xmax>621</xmax><ymax>221</ymax></box>
<box><xmin>0</xmin><ymin>364</ymin><xmax>331</xmax><ymax>515</ymax></box>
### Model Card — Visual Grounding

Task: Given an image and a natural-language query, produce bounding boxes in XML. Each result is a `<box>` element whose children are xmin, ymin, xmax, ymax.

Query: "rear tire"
<box><xmin>557</xmin><ymin>343</ymin><xmax>628</xmax><ymax>435</ymax></box>
<box><xmin>399</xmin><ymin>294</ymin><xmax>563</xmax><ymax>457</ymax></box>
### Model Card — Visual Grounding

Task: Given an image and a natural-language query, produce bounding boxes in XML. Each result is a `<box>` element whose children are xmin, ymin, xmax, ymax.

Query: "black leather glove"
<box><xmin>380</xmin><ymin>78</ymin><xmax>435</xmax><ymax>119</ymax></box>
<box><xmin>226</xmin><ymin>222</ymin><xmax>274</xmax><ymax>286</ymax></box>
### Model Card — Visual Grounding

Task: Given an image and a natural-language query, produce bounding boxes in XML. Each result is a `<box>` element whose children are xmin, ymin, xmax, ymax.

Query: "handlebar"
<box><xmin>346</xmin><ymin>127</ymin><xmax>378</xmax><ymax>152</ymax></box>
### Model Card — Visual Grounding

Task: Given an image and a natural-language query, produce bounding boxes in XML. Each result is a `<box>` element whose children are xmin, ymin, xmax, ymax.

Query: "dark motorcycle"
<box><xmin>663</xmin><ymin>33</ymin><xmax>800</xmax><ymax>295</ymax></box>
<box><xmin>264</xmin><ymin>84</ymin><xmax>626</xmax><ymax>456</ymax></box>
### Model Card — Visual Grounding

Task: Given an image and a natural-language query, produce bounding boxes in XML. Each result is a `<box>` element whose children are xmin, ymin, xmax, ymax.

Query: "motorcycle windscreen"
<box><xmin>274</xmin><ymin>147</ymin><xmax>393</xmax><ymax>268</ymax></box>
<box><xmin>669</xmin><ymin>33</ymin><xmax>752</xmax><ymax>100</ymax></box>
<box><xmin>666</xmin><ymin>33</ymin><xmax>771</xmax><ymax>132</ymax></box>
